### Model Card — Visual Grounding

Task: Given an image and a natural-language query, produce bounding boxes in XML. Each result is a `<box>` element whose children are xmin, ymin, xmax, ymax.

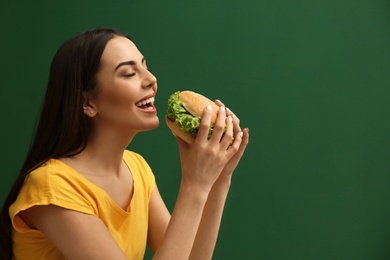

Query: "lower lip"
<box><xmin>137</xmin><ymin>105</ymin><xmax>157</xmax><ymax>114</ymax></box>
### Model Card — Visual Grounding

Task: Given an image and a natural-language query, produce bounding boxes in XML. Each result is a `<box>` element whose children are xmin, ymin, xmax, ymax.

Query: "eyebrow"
<box><xmin>114</xmin><ymin>57</ymin><xmax>146</xmax><ymax>72</ymax></box>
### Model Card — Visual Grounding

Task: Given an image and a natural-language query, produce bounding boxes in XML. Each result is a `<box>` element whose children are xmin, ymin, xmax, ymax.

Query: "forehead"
<box><xmin>100</xmin><ymin>36</ymin><xmax>142</xmax><ymax>68</ymax></box>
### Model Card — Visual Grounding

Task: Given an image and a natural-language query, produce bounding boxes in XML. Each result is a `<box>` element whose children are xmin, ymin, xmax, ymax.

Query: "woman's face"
<box><xmin>89</xmin><ymin>36</ymin><xmax>158</xmax><ymax>136</ymax></box>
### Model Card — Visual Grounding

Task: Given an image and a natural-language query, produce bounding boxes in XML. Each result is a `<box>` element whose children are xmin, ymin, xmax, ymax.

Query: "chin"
<box><xmin>145</xmin><ymin>117</ymin><xmax>160</xmax><ymax>131</ymax></box>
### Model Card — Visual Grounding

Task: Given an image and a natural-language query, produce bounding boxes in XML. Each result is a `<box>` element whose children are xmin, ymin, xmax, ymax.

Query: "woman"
<box><xmin>0</xmin><ymin>27</ymin><xmax>249</xmax><ymax>259</ymax></box>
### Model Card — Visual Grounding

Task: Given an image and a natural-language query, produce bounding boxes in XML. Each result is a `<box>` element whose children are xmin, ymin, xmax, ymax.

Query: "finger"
<box><xmin>215</xmin><ymin>99</ymin><xmax>225</xmax><ymax>107</ymax></box>
<box><xmin>228</xmin><ymin>108</ymin><xmax>239</xmax><ymax>123</ymax></box>
<box><xmin>222</xmin><ymin>106</ymin><xmax>239</xmax><ymax>129</ymax></box>
<box><xmin>223</xmin><ymin>128</ymin><xmax>250</xmax><ymax>174</ymax></box>
<box><xmin>230</xmin><ymin>112</ymin><xmax>241</xmax><ymax>137</ymax></box>
<box><xmin>239</xmin><ymin>128</ymin><xmax>249</xmax><ymax>152</ymax></box>
<box><xmin>235</xmin><ymin>128</ymin><xmax>249</xmax><ymax>156</ymax></box>
<box><xmin>215</xmin><ymin>100</ymin><xmax>234</xmax><ymax>118</ymax></box>
<box><xmin>226</xmin><ymin>107</ymin><xmax>235</xmax><ymax>118</ymax></box>
<box><xmin>220</xmin><ymin>115</ymin><xmax>234</xmax><ymax>149</ymax></box>
<box><xmin>227</xmin><ymin>129</ymin><xmax>243</xmax><ymax>158</ymax></box>
<box><xmin>195</xmin><ymin>105</ymin><xmax>213</xmax><ymax>143</ymax></box>
<box><xmin>209</xmin><ymin>106</ymin><xmax>227</xmax><ymax>144</ymax></box>
<box><xmin>224</xmin><ymin>129</ymin><xmax>242</xmax><ymax>159</ymax></box>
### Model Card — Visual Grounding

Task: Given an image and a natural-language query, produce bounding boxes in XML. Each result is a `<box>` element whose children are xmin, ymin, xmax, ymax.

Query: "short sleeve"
<box><xmin>9</xmin><ymin>163</ymin><xmax>97</xmax><ymax>233</ymax></box>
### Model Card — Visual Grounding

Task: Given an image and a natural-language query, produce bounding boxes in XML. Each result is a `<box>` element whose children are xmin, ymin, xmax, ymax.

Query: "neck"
<box><xmin>68</xmin><ymin>128</ymin><xmax>136</xmax><ymax>177</ymax></box>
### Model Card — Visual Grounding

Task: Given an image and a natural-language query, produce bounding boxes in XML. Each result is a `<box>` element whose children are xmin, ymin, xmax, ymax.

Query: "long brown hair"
<box><xmin>0</xmin><ymin>27</ymin><xmax>129</xmax><ymax>259</ymax></box>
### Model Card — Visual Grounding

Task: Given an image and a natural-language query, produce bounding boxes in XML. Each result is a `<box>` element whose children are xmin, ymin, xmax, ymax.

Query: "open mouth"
<box><xmin>136</xmin><ymin>97</ymin><xmax>155</xmax><ymax>110</ymax></box>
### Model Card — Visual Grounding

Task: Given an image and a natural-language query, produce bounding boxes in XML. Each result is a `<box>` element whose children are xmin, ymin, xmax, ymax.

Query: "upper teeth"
<box><xmin>136</xmin><ymin>97</ymin><xmax>154</xmax><ymax>107</ymax></box>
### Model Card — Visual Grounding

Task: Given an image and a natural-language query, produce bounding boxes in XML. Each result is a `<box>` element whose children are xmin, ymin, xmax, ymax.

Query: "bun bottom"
<box><xmin>165</xmin><ymin>116</ymin><xmax>196</xmax><ymax>144</ymax></box>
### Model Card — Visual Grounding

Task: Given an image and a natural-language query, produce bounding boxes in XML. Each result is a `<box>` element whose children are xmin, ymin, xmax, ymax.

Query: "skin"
<box><xmin>19</xmin><ymin>36</ymin><xmax>249</xmax><ymax>259</ymax></box>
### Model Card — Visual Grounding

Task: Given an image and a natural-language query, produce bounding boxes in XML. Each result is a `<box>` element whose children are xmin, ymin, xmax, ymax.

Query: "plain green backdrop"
<box><xmin>1</xmin><ymin>1</ymin><xmax>390</xmax><ymax>259</ymax></box>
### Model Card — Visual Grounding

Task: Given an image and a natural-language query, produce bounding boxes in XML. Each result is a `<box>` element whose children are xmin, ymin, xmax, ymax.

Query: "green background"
<box><xmin>1</xmin><ymin>1</ymin><xmax>390</xmax><ymax>259</ymax></box>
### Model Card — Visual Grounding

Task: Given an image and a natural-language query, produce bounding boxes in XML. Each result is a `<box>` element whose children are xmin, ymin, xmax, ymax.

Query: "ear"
<box><xmin>83</xmin><ymin>92</ymin><xmax>97</xmax><ymax>117</ymax></box>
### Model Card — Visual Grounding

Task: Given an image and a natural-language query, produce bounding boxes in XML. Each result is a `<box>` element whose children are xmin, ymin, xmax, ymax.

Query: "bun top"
<box><xmin>179</xmin><ymin>91</ymin><xmax>220</xmax><ymax>123</ymax></box>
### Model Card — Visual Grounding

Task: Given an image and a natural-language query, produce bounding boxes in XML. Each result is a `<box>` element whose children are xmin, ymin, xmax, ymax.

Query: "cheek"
<box><xmin>97</xmin><ymin>84</ymin><xmax>137</xmax><ymax>112</ymax></box>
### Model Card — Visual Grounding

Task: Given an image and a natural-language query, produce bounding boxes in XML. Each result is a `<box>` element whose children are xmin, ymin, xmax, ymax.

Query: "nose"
<box><xmin>142</xmin><ymin>68</ymin><xmax>157</xmax><ymax>90</ymax></box>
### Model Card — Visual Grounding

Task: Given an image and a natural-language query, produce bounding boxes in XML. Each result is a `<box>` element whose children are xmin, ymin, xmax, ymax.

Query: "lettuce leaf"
<box><xmin>166</xmin><ymin>91</ymin><xmax>214</xmax><ymax>138</ymax></box>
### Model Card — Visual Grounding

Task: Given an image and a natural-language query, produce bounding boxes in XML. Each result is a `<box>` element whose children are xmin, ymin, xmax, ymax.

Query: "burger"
<box><xmin>165</xmin><ymin>90</ymin><xmax>222</xmax><ymax>144</ymax></box>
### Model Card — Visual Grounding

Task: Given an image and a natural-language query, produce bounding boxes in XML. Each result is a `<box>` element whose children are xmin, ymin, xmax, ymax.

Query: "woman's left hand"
<box><xmin>214</xmin><ymin>100</ymin><xmax>249</xmax><ymax>180</ymax></box>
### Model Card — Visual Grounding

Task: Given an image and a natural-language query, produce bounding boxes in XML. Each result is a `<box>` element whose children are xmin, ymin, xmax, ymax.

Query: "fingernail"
<box><xmin>206</xmin><ymin>105</ymin><xmax>212</xmax><ymax>110</ymax></box>
<box><xmin>220</xmin><ymin>106</ymin><xmax>225</xmax><ymax>112</ymax></box>
<box><xmin>228</xmin><ymin>116</ymin><xmax>233</xmax><ymax>122</ymax></box>
<box><xmin>240</xmin><ymin>131</ymin><xmax>243</xmax><ymax>137</ymax></box>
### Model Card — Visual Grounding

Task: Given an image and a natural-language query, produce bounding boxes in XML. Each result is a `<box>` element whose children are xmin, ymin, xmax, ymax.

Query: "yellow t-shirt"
<box><xmin>9</xmin><ymin>150</ymin><xmax>156</xmax><ymax>260</ymax></box>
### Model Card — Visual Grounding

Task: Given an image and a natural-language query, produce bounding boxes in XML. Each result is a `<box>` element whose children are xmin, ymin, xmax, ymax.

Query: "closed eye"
<box><xmin>123</xmin><ymin>72</ymin><xmax>136</xmax><ymax>78</ymax></box>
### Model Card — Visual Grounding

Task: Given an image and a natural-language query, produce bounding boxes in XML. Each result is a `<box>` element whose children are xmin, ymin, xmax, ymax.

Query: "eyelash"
<box><xmin>123</xmin><ymin>68</ymin><xmax>152</xmax><ymax>78</ymax></box>
<box><xmin>123</xmin><ymin>72</ymin><xmax>136</xmax><ymax>78</ymax></box>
